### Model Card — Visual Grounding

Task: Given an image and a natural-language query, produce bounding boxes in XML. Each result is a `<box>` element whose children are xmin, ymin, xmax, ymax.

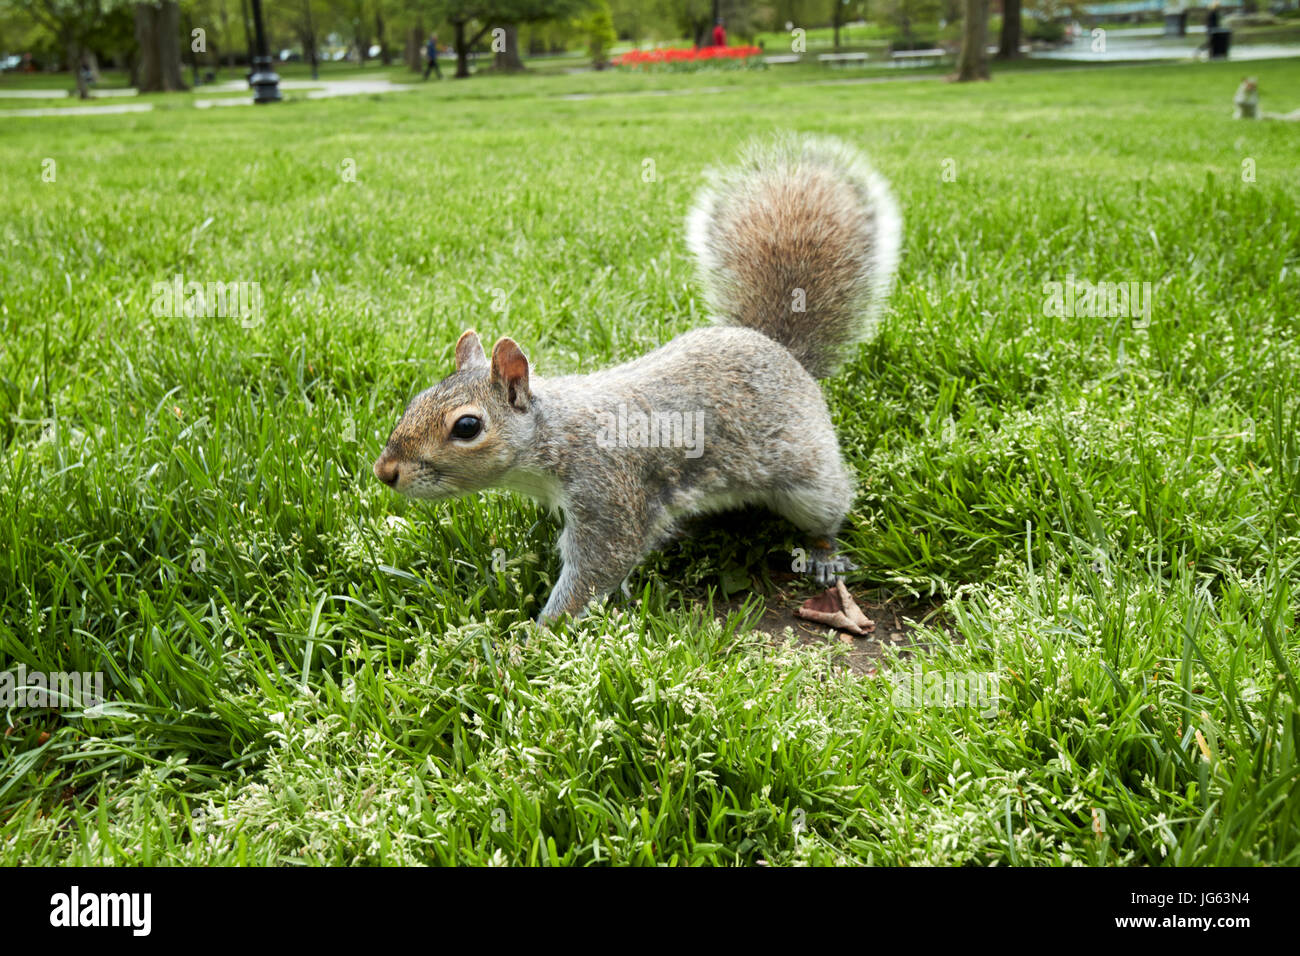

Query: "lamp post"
<box><xmin>248</xmin><ymin>0</ymin><xmax>282</xmax><ymax>103</ymax></box>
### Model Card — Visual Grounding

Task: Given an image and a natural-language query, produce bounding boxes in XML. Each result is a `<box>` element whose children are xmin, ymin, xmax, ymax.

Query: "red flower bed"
<box><xmin>613</xmin><ymin>46</ymin><xmax>762</xmax><ymax>68</ymax></box>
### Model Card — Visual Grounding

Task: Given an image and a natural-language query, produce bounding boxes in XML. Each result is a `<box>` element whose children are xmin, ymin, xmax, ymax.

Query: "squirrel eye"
<box><xmin>451</xmin><ymin>415</ymin><xmax>482</xmax><ymax>440</ymax></box>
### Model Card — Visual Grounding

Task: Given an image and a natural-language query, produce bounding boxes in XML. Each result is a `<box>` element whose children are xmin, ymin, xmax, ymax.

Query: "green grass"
<box><xmin>1</xmin><ymin>58</ymin><xmax>1298</xmax><ymax>866</ymax></box>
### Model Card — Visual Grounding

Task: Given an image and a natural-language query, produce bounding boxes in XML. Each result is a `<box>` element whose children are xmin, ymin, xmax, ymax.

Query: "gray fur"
<box><xmin>374</xmin><ymin>136</ymin><xmax>903</xmax><ymax>621</ymax></box>
<box><xmin>686</xmin><ymin>134</ymin><xmax>902</xmax><ymax>378</ymax></box>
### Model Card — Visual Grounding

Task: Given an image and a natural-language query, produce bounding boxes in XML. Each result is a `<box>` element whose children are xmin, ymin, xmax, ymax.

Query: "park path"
<box><xmin>0</xmin><ymin>76</ymin><xmax>415</xmax><ymax>118</ymax></box>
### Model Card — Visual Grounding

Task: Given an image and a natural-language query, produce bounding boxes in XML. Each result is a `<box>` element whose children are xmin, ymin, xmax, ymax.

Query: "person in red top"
<box><xmin>711</xmin><ymin>19</ymin><xmax>726</xmax><ymax>47</ymax></box>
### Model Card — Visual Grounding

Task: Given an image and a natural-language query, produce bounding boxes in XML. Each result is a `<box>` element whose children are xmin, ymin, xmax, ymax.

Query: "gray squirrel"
<box><xmin>1234</xmin><ymin>77</ymin><xmax>1259</xmax><ymax>119</ymax></box>
<box><xmin>1234</xmin><ymin>77</ymin><xmax>1300</xmax><ymax>121</ymax></box>
<box><xmin>373</xmin><ymin>135</ymin><xmax>903</xmax><ymax>621</ymax></box>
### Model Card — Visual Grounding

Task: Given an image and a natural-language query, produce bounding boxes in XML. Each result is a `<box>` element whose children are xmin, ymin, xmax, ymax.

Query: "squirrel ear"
<box><xmin>455</xmin><ymin>329</ymin><xmax>488</xmax><ymax>373</ymax></box>
<box><xmin>490</xmin><ymin>337</ymin><xmax>531</xmax><ymax>412</ymax></box>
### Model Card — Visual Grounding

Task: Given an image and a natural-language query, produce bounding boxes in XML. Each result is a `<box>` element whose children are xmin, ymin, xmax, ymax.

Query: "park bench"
<box><xmin>763</xmin><ymin>54</ymin><xmax>803</xmax><ymax>65</ymax></box>
<box><xmin>889</xmin><ymin>48</ymin><xmax>946</xmax><ymax>67</ymax></box>
<box><xmin>817</xmin><ymin>52</ymin><xmax>871</xmax><ymax>68</ymax></box>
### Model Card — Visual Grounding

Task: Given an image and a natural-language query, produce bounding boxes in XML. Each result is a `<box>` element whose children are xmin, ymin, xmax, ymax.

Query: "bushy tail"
<box><xmin>686</xmin><ymin>135</ymin><xmax>902</xmax><ymax>379</ymax></box>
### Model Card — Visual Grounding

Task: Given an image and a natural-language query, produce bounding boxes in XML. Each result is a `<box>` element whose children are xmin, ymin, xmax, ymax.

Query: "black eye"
<box><xmin>451</xmin><ymin>415</ymin><xmax>482</xmax><ymax>440</ymax></box>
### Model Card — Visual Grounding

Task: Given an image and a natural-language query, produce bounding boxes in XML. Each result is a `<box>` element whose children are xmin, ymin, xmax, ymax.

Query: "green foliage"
<box><xmin>879</xmin><ymin>0</ymin><xmax>944</xmax><ymax>44</ymax></box>
<box><xmin>437</xmin><ymin>0</ymin><xmax>593</xmax><ymax>26</ymax></box>
<box><xmin>7</xmin><ymin>0</ymin><xmax>125</xmax><ymax>49</ymax></box>
<box><xmin>1025</xmin><ymin>16</ymin><xmax>1063</xmax><ymax>43</ymax></box>
<box><xmin>581</xmin><ymin>0</ymin><xmax>616</xmax><ymax>62</ymax></box>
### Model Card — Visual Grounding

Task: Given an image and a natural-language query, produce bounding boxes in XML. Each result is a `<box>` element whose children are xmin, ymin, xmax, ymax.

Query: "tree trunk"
<box><xmin>833</xmin><ymin>0</ymin><xmax>842</xmax><ymax>50</ymax></box>
<box><xmin>375</xmin><ymin>9</ymin><xmax>391</xmax><ymax>65</ymax></box>
<box><xmin>997</xmin><ymin>0</ymin><xmax>1022</xmax><ymax>58</ymax></box>
<box><xmin>494</xmin><ymin>24</ymin><xmax>525</xmax><ymax>71</ymax></box>
<box><xmin>217</xmin><ymin>2</ymin><xmax>229</xmax><ymax>72</ymax></box>
<box><xmin>954</xmin><ymin>0</ymin><xmax>990</xmax><ymax>80</ymax></box>
<box><xmin>134</xmin><ymin>2</ymin><xmax>189</xmax><ymax>92</ymax></box>
<box><xmin>454</xmin><ymin>21</ymin><xmax>471</xmax><ymax>78</ymax></box>
<box><xmin>183</xmin><ymin>13</ymin><xmax>198</xmax><ymax>85</ymax></box>
<box><xmin>240</xmin><ymin>0</ymin><xmax>253</xmax><ymax>67</ymax></box>
<box><xmin>354</xmin><ymin>15</ymin><xmax>370</xmax><ymax>67</ymax></box>
<box><xmin>68</xmin><ymin>38</ymin><xmax>89</xmax><ymax>99</ymax></box>
<box><xmin>134</xmin><ymin>5</ymin><xmax>161</xmax><ymax>89</ymax></box>
<box><xmin>302</xmin><ymin>0</ymin><xmax>319</xmax><ymax>79</ymax></box>
<box><xmin>405</xmin><ymin>23</ymin><xmax>423</xmax><ymax>71</ymax></box>
<box><xmin>157</xmin><ymin>2</ymin><xmax>187</xmax><ymax>89</ymax></box>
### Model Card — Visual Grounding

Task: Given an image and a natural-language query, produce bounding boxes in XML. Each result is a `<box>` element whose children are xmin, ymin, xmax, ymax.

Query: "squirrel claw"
<box><xmin>809</xmin><ymin>552</ymin><xmax>856</xmax><ymax>587</ymax></box>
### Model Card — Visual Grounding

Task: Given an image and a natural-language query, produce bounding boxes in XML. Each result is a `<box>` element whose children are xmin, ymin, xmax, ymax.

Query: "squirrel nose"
<box><xmin>374</xmin><ymin>455</ymin><xmax>400</xmax><ymax>487</ymax></box>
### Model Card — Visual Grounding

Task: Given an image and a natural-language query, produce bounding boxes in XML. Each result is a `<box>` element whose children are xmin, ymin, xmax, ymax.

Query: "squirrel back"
<box><xmin>686</xmin><ymin>135</ymin><xmax>902</xmax><ymax>379</ymax></box>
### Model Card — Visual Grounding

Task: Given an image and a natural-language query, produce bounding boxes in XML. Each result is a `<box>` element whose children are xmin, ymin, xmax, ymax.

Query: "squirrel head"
<box><xmin>373</xmin><ymin>330</ymin><xmax>534</xmax><ymax>499</ymax></box>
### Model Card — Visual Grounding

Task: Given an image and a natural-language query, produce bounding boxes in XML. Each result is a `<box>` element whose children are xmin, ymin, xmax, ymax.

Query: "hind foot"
<box><xmin>808</xmin><ymin>538</ymin><xmax>856</xmax><ymax>586</ymax></box>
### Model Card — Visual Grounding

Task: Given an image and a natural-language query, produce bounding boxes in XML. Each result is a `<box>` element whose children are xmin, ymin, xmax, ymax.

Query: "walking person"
<box><xmin>423</xmin><ymin>32</ymin><xmax>442</xmax><ymax>80</ymax></box>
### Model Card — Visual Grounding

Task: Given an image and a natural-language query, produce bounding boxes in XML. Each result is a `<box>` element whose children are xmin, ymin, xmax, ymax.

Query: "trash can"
<box><xmin>1209</xmin><ymin>27</ymin><xmax>1231</xmax><ymax>58</ymax></box>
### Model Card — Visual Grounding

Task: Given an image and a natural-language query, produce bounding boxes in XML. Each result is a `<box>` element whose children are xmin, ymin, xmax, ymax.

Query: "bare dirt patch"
<box><xmin>719</xmin><ymin>571</ymin><xmax>948</xmax><ymax>676</ymax></box>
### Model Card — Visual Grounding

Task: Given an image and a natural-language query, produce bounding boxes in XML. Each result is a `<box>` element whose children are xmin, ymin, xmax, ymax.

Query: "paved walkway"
<box><xmin>1037</xmin><ymin>35</ymin><xmax>1300</xmax><ymax>61</ymax></box>
<box><xmin>0</xmin><ymin>87</ymin><xmax>140</xmax><ymax>98</ymax></box>
<box><xmin>0</xmin><ymin>77</ymin><xmax>416</xmax><ymax>117</ymax></box>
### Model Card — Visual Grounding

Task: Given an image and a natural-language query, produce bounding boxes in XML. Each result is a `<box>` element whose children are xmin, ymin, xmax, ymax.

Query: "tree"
<box><xmin>675</xmin><ymin>0</ymin><xmax>709</xmax><ymax>46</ymax></box>
<box><xmin>14</xmin><ymin>0</ymin><xmax>119</xmax><ymax>98</ymax></box>
<box><xmin>608</xmin><ymin>0</ymin><xmax>673</xmax><ymax>46</ymax></box>
<box><xmin>880</xmin><ymin>0</ymin><xmax>942</xmax><ymax>49</ymax></box>
<box><xmin>660</xmin><ymin>0</ymin><xmax>759</xmax><ymax>47</ymax></box>
<box><xmin>338</xmin><ymin>0</ymin><xmax>370</xmax><ymax>65</ymax></box>
<box><xmin>134</xmin><ymin>0</ymin><xmax>187</xmax><ymax>91</ymax></box>
<box><xmin>952</xmin><ymin>0</ymin><xmax>988</xmax><ymax>80</ymax></box>
<box><xmin>493</xmin><ymin>22</ymin><xmax>522</xmax><ymax>70</ymax></box>
<box><xmin>438</xmin><ymin>0</ymin><xmax>588</xmax><ymax>78</ymax></box>
<box><xmin>997</xmin><ymin>0</ymin><xmax>1020</xmax><ymax>58</ymax></box>
<box><xmin>440</xmin><ymin>1</ymin><xmax>488</xmax><ymax>77</ymax></box>
<box><xmin>284</xmin><ymin>0</ymin><xmax>323</xmax><ymax>78</ymax></box>
<box><xmin>374</xmin><ymin>0</ymin><xmax>390</xmax><ymax>64</ymax></box>
<box><xmin>404</xmin><ymin>19</ymin><xmax>423</xmax><ymax>71</ymax></box>
<box><xmin>581</xmin><ymin>0</ymin><xmax>615</xmax><ymax>66</ymax></box>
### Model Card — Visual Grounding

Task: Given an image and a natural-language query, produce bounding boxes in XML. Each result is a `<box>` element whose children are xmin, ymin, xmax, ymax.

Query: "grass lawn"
<box><xmin>1</xmin><ymin>58</ymin><xmax>1298</xmax><ymax>866</ymax></box>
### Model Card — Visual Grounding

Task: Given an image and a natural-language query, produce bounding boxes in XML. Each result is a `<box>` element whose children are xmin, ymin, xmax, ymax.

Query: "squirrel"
<box><xmin>1233</xmin><ymin>77</ymin><xmax>1300</xmax><ymax>122</ymax></box>
<box><xmin>1234</xmin><ymin>77</ymin><xmax>1259</xmax><ymax>120</ymax></box>
<box><xmin>373</xmin><ymin>135</ymin><xmax>903</xmax><ymax>621</ymax></box>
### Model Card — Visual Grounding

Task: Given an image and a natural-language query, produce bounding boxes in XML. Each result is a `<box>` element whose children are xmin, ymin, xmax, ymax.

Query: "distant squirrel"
<box><xmin>1233</xmin><ymin>77</ymin><xmax>1300</xmax><ymax>121</ymax></box>
<box><xmin>1234</xmin><ymin>77</ymin><xmax>1259</xmax><ymax>119</ymax></box>
<box><xmin>374</xmin><ymin>135</ymin><xmax>903</xmax><ymax>621</ymax></box>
